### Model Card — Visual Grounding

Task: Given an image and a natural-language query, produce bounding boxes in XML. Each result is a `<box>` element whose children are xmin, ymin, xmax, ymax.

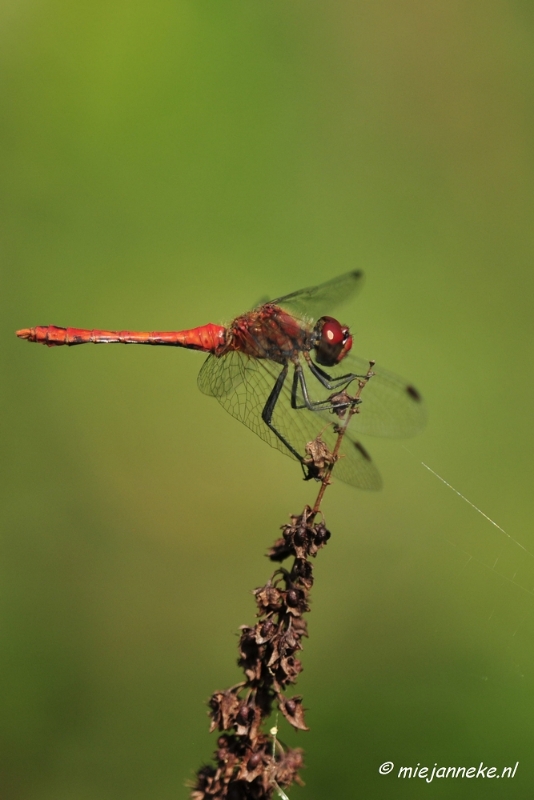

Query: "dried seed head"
<box><xmin>253</xmin><ymin>582</ymin><xmax>283</xmax><ymax>614</ymax></box>
<box><xmin>208</xmin><ymin>688</ymin><xmax>241</xmax><ymax>733</ymax></box>
<box><xmin>284</xmin><ymin>586</ymin><xmax>309</xmax><ymax>616</ymax></box>
<box><xmin>329</xmin><ymin>389</ymin><xmax>355</xmax><ymax>418</ymax></box>
<box><xmin>246</xmin><ymin>752</ymin><xmax>262</xmax><ymax>771</ymax></box>
<box><xmin>255</xmin><ymin>618</ymin><xmax>276</xmax><ymax>644</ymax></box>
<box><xmin>273</xmin><ymin>747</ymin><xmax>305</xmax><ymax>788</ymax></box>
<box><xmin>267</xmin><ymin>536</ymin><xmax>294</xmax><ymax>562</ymax></box>
<box><xmin>192</xmin><ymin>505</ymin><xmax>331</xmax><ymax>798</ymax></box>
<box><xmin>314</xmin><ymin>522</ymin><xmax>331</xmax><ymax>545</ymax></box>
<box><xmin>294</xmin><ymin>526</ymin><xmax>307</xmax><ymax>546</ymax></box>
<box><xmin>286</xmin><ymin>588</ymin><xmax>299</xmax><ymax>607</ymax></box>
<box><xmin>237</xmin><ymin>627</ymin><xmax>264</xmax><ymax>682</ymax></box>
<box><xmin>236</xmin><ymin>704</ymin><xmax>254</xmax><ymax>726</ymax></box>
<box><xmin>278</xmin><ymin>694</ymin><xmax>309</xmax><ymax>731</ymax></box>
<box><xmin>303</xmin><ymin>435</ymin><xmax>337</xmax><ymax>481</ymax></box>
<box><xmin>292</xmin><ymin>558</ymin><xmax>314</xmax><ymax>589</ymax></box>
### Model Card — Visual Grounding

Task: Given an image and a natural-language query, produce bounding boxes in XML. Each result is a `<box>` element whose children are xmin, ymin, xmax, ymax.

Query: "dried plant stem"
<box><xmin>311</xmin><ymin>410</ymin><xmax>354</xmax><ymax>514</ymax></box>
<box><xmin>190</xmin><ymin>368</ymin><xmax>374</xmax><ymax>799</ymax></box>
<box><xmin>312</xmin><ymin>364</ymin><xmax>375</xmax><ymax>515</ymax></box>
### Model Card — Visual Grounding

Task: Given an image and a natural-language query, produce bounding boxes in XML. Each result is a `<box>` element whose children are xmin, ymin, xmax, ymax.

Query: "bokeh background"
<box><xmin>2</xmin><ymin>1</ymin><xmax>534</xmax><ymax>798</ymax></box>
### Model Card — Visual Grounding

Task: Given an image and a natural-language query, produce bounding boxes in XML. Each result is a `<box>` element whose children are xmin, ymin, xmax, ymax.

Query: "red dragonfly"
<box><xmin>16</xmin><ymin>271</ymin><xmax>424</xmax><ymax>490</ymax></box>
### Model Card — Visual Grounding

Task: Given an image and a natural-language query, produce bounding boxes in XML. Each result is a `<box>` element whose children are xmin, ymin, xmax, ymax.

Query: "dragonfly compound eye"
<box><xmin>314</xmin><ymin>316</ymin><xmax>353</xmax><ymax>366</ymax></box>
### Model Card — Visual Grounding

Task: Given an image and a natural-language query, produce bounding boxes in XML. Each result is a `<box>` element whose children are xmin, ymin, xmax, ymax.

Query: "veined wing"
<box><xmin>321</xmin><ymin>352</ymin><xmax>426</xmax><ymax>438</ymax></box>
<box><xmin>266</xmin><ymin>270</ymin><xmax>364</xmax><ymax>320</ymax></box>
<box><xmin>197</xmin><ymin>350</ymin><xmax>382</xmax><ymax>490</ymax></box>
<box><xmin>198</xmin><ymin>348</ymin><xmax>255</xmax><ymax>399</ymax></box>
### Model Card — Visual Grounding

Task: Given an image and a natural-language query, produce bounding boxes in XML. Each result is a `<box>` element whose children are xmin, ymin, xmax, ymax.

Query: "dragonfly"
<box><xmin>16</xmin><ymin>271</ymin><xmax>425</xmax><ymax>490</ymax></box>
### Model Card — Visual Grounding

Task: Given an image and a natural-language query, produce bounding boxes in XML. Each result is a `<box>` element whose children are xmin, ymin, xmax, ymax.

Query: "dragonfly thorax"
<box><xmin>313</xmin><ymin>316</ymin><xmax>353</xmax><ymax>367</ymax></box>
<box><xmin>226</xmin><ymin>305</ymin><xmax>311</xmax><ymax>364</ymax></box>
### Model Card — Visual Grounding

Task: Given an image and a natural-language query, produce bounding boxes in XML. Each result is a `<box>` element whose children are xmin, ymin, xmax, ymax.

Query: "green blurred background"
<box><xmin>2</xmin><ymin>1</ymin><xmax>534</xmax><ymax>798</ymax></box>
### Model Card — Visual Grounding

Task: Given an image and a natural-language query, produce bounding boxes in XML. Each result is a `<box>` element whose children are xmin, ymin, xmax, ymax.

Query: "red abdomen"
<box><xmin>16</xmin><ymin>324</ymin><xmax>227</xmax><ymax>353</ymax></box>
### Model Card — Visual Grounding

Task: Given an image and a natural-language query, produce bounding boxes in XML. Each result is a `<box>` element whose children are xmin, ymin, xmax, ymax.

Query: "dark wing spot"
<box><xmin>406</xmin><ymin>384</ymin><xmax>422</xmax><ymax>402</ymax></box>
<box><xmin>354</xmin><ymin>441</ymin><xmax>372</xmax><ymax>461</ymax></box>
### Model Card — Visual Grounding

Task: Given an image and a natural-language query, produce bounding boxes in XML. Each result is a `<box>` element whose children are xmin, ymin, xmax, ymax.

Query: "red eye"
<box><xmin>321</xmin><ymin>317</ymin><xmax>344</xmax><ymax>345</ymax></box>
<box><xmin>314</xmin><ymin>316</ymin><xmax>352</xmax><ymax>366</ymax></box>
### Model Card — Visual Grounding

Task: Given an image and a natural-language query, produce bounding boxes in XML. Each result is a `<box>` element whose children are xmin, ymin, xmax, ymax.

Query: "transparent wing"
<box><xmin>318</xmin><ymin>352</ymin><xmax>426</xmax><ymax>438</ymax></box>
<box><xmin>332</xmin><ymin>435</ymin><xmax>382</xmax><ymax>490</ymax></box>
<box><xmin>198</xmin><ymin>349</ymin><xmax>255</xmax><ymax>399</ymax></box>
<box><xmin>266</xmin><ymin>270</ymin><xmax>364</xmax><ymax>320</ymax></box>
<box><xmin>197</xmin><ymin>351</ymin><xmax>382</xmax><ymax>490</ymax></box>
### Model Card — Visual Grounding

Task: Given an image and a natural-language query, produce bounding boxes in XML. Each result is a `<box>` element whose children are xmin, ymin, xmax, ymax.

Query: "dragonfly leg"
<box><xmin>306</xmin><ymin>357</ymin><xmax>364</xmax><ymax>391</ymax></box>
<box><xmin>290</xmin><ymin>367</ymin><xmax>337</xmax><ymax>411</ymax></box>
<box><xmin>291</xmin><ymin>363</ymin><xmax>356</xmax><ymax>414</ymax></box>
<box><xmin>262</xmin><ymin>364</ymin><xmax>306</xmax><ymax>464</ymax></box>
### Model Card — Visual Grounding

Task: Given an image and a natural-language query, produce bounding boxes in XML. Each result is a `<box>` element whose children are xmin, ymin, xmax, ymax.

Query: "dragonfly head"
<box><xmin>314</xmin><ymin>316</ymin><xmax>353</xmax><ymax>366</ymax></box>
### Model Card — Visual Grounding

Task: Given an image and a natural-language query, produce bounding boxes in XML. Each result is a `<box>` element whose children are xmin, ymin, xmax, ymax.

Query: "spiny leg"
<box><xmin>261</xmin><ymin>364</ymin><xmax>306</xmax><ymax>464</ymax></box>
<box><xmin>305</xmin><ymin>357</ymin><xmax>366</xmax><ymax>390</ymax></box>
<box><xmin>291</xmin><ymin>362</ymin><xmax>359</xmax><ymax>414</ymax></box>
